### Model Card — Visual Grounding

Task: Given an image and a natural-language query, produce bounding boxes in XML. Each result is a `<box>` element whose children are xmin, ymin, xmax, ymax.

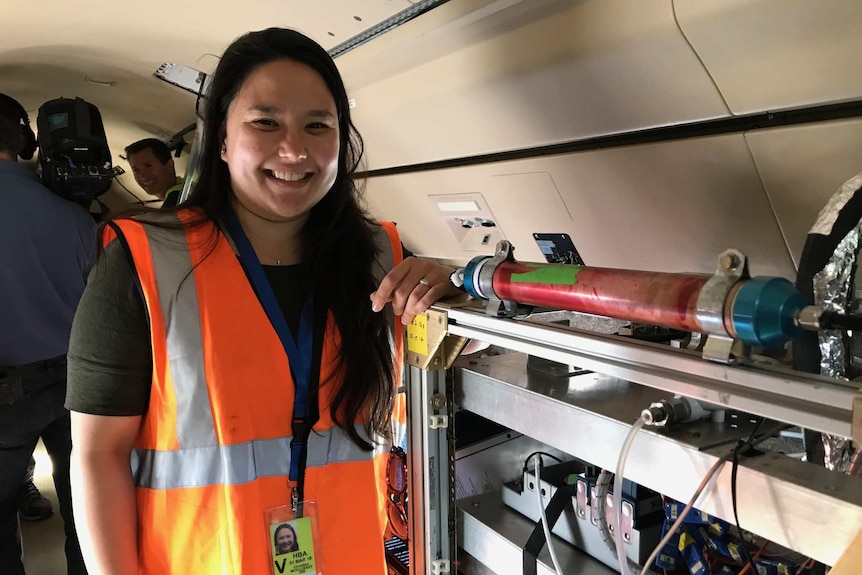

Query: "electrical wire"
<box><xmin>737</xmin><ymin>539</ymin><xmax>769</xmax><ymax>575</ymax></box>
<box><xmin>639</xmin><ymin>420</ymin><xmax>788</xmax><ymax>575</ymax></box>
<box><xmin>731</xmin><ymin>417</ymin><xmax>766</xmax><ymax>574</ymax></box>
<box><xmin>533</xmin><ymin>456</ymin><xmax>565</xmax><ymax>575</ymax></box>
<box><xmin>638</xmin><ymin>453</ymin><xmax>731</xmax><ymax>575</ymax></box>
<box><xmin>523</xmin><ymin>451</ymin><xmax>562</xmax><ymax>477</ymax></box>
<box><xmin>614</xmin><ymin>416</ymin><xmax>647</xmax><ymax>575</ymax></box>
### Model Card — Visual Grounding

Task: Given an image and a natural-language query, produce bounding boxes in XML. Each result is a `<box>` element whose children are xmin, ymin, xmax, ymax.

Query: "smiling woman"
<box><xmin>222</xmin><ymin>58</ymin><xmax>341</xmax><ymax>258</ymax></box>
<box><xmin>64</xmin><ymin>26</ymin><xmax>460</xmax><ymax>575</ymax></box>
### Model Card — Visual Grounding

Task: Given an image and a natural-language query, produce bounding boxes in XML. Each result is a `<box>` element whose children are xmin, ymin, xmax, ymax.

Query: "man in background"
<box><xmin>125</xmin><ymin>138</ymin><xmax>184</xmax><ymax>207</ymax></box>
<box><xmin>0</xmin><ymin>93</ymin><xmax>91</xmax><ymax>575</ymax></box>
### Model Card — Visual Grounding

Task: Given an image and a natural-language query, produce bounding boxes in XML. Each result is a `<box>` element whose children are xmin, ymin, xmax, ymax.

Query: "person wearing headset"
<box><xmin>0</xmin><ymin>93</ymin><xmax>93</xmax><ymax>575</ymax></box>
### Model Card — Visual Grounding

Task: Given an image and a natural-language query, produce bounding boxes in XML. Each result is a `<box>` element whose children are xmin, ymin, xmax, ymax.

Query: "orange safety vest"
<box><xmin>105</xmin><ymin>210</ymin><xmax>406</xmax><ymax>575</ymax></box>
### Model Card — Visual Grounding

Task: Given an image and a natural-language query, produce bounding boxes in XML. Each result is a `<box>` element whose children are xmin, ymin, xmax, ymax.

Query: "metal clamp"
<box><xmin>576</xmin><ymin>478</ymin><xmax>588</xmax><ymax>520</ymax></box>
<box><xmin>695</xmin><ymin>249</ymin><xmax>748</xmax><ymax>337</ymax></box>
<box><xmin>474</xmin><ymin>240</ymin><xmax>514</xmax><ymax>301</ymax></box>
<box><xmin>431</xmin><ymin>559</ymin><xmax>451</xmax><ymax>574</ymax></box>
<box><xmin>620</xmin><ymin>500</ymin><xmax>634</xmax><ymax>544</ymax></box>
<box><xmin>590</xmin><ymin>485</ymin><xmax>599</xmax><ymax>526</ymax></box>
<box><xmin>430</xmin><ymin>415</ymin><xmax>449</xmax><ymax>429</ymax></box>
<box><xmin>703</xmin><ymin>333</ymin><xmax>750</xmax><ymax>364</ymax></box>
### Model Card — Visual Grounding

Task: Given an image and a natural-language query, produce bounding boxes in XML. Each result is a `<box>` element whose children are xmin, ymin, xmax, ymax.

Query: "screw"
<box><xmin>720</xmin><ymin>253</ymin><xmax>740</xmax><ymax>270</ymax></box>
<box><xmin>430</xmin><ymin>393</ymin><xmax>447</xmax><ymax>410</ymax></box>
<box><xmin>472</xmin><ymin>501</ymin><xmax>480</xmax><ymax>507</ymax></box>
<box><xmin>433</xmin><ymin>357</ymin><xmax>441</xmax><ymax>365</ymax></box>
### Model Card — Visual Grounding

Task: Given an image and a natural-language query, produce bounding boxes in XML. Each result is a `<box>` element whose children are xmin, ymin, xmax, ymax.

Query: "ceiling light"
<box><xmin>154</xmin><ymin>63</ymin><xmax>211</xmax><ymax>96</ymax></box>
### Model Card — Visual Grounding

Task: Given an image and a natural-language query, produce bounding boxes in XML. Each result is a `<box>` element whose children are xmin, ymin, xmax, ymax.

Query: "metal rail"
<box><xmin>443</xmin><ymin>305</ymin><xmax>859</xmax><ymax>438</ymax></box>
<box><xmin>406</xmin><ymin>365</ymin><xmax>455</xmax><ymax>575</ymax></box>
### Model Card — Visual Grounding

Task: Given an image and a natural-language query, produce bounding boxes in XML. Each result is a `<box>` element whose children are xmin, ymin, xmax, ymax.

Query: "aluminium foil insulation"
<box><xmin>812</xmin><ymin>219</ymin><xmax>862</xmax><ymax>472</ymax></box>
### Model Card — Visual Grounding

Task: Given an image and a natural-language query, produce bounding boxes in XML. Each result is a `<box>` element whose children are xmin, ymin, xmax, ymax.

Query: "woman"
<box><xmin>274</xmin><ymin>523</ymin><xmax>300</xmax><ymax>555</ymax></box>
<box><xmin>66</xmin><ymin>28</ymin><xmax>460</xmax><ymax>574</ymax></box>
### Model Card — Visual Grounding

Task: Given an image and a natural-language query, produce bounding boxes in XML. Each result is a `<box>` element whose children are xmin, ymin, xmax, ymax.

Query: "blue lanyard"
<box><xmin>226</xmin><ymin>209</ymin><xmax>313</xmax><ymax>483</ymax></box>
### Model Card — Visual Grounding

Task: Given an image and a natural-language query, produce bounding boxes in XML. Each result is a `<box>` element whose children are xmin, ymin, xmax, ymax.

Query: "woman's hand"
<box><xmin>370</xmin><ymin>257</ymin><xmax>463</xmax><ymax>325</ymax></box>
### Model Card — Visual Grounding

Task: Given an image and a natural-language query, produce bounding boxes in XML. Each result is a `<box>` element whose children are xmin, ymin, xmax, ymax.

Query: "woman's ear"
<box><xmin>218</xmin><ymin>123</ymin><xmax>227</xmax><ymax>159</ymax></box>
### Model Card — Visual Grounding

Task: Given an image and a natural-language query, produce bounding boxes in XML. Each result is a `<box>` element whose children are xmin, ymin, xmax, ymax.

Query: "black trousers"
<box><xmin>0</xmin><ymin>356</ymin><xmax>86</xmax><ymax>575</ymax></box>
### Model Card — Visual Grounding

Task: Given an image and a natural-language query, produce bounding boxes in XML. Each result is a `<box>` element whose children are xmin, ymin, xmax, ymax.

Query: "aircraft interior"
<box><xmin>3</xmin><ymin>1</ymin><xmax>862</xmax><ymax>574</ymax></box>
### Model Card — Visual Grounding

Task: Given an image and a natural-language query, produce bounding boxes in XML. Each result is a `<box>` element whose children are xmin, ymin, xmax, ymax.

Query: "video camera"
<box><xmin>36</xmin><ymin>97</ymin><xmax>113</xmax><ymax>207</ymax></box>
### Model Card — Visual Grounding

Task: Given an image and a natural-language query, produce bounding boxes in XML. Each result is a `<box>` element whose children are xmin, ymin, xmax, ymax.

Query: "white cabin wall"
<box><xmin>674</xmin><ymin>0</ymin><xmax>862</xmax><ymax>113</ymax></box>
<box><xmin>362</xmin><ymin>134</ymin><xmax>794</xmax><ymax>278</ymax></box>
<box><xmin>339</xmin><ymin>0</ymin><xmax>862</xmax><ymax>279</ymax></box>
<box><xmin>341</xmin><ymin>0</ymin><xmax>730</xmax><ymax>168</ymax></box>
<box><xmin>746</xmin><ymin>119</ymin><xmax>862</xmax><ymax>268</ymax></box>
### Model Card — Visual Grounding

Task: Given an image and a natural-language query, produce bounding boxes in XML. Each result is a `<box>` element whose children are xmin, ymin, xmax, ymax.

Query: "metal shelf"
<box><xmin>444</xmin><ymin>305</ymin><xmax>859</xmax><ymax>438</ymax></box>
<box><xmin>458</xmin><ymin>492</ymin><xmax>618</xmax><ymax>575</ymax></box>
<box><xmin>454</xmin><ymin>352</ymin><xmax>862</xmax><ymax>566</ymax></box>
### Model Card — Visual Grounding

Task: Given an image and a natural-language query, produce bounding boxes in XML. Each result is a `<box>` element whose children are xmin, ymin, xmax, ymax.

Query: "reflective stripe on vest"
<box><xmin>140</xmin><ymin>214</ymin><xmax>216</xmax><ymax>449</ymax></box>
<box><xmin>131</xmin><ymin>427</ymin><xmax>388</xmax><ymax>490</ymax></box>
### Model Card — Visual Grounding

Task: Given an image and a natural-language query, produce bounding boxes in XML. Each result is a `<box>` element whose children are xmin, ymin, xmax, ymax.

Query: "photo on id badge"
<box><xmin>270</xmin><ymin>517</ymin><xmax>317</xmax><ymax>575</ymax></box>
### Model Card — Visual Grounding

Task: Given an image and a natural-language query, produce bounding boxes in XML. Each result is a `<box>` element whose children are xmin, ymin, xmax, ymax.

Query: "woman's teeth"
<box><xmin>270</xmin><ymin>170</ymin><xmax>309</xmax><ymax>182</ymax></box>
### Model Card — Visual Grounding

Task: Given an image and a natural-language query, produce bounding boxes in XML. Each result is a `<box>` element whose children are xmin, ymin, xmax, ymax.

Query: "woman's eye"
<box><xmin>307</xmin><ymin>122</ymin><xmax>332</xmax><ymax>130</ymax></box>
<box><xmin>253</xmin><ymin>118</ymin><xmax>278</xmax><ymax>128</ymax></box>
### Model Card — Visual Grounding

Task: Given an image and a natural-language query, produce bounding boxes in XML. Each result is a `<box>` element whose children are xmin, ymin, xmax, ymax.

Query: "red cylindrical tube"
<box><xmin>492</xmin><ymin>261</ymin><xmax>711</xmax><ymax>332</ymax></box>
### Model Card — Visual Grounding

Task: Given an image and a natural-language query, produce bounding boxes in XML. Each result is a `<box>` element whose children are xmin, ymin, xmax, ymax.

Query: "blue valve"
<box><xmin>731</xmin><ymin>278</ymin><xmax>808</xmax><ymax>349</ymax></box>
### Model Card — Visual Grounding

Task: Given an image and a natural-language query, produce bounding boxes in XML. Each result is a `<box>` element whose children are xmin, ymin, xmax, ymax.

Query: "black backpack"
<box><xmin>36</xmin><ymin>97</ymin><xmax>113</xmax><ymax>206</ymax></box>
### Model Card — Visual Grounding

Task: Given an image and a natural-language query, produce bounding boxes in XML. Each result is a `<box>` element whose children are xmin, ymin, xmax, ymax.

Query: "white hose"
<box><xmin>534</xmin><ymin>456</ymin><xmax>565</xmax><ymax>575</ymax></box>
<box><xmin>613</xmin><ymin>416</ymin><xmax>647</xmax><ymax>575</ymax></box>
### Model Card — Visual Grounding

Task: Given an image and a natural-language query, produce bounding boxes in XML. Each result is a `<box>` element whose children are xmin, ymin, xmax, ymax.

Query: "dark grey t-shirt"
<box><xmin>66</xmin><ymin>240</ymin><xmax>311</xmax><ymax>416</ymax></box>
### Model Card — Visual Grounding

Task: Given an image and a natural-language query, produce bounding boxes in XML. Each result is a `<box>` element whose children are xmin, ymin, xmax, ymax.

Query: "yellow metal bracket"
<box><xmin>405</xmin><ymin>307</ymin><xmax>468</xmax><ymax>370</ymax></box>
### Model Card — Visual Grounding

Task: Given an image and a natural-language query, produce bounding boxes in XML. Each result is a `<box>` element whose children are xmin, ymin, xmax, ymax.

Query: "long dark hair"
<box><xmin>119</xmin><ymin>28</ymin><xmax>395</xmax><ymax>449</ymax></box>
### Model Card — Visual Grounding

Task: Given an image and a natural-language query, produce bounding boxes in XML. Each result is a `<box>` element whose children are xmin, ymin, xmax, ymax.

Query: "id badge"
<box><xmin>265</xmin><ymin>501</ymin><xmax>324</xmax><ymax>575</ymax></box>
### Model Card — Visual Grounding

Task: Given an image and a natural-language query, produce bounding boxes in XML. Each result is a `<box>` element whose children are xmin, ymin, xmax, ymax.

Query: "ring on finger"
<box><xmin>418</xmin><ymin>278</ymin><xmax>431</xmax><ymax>287</ymax></box>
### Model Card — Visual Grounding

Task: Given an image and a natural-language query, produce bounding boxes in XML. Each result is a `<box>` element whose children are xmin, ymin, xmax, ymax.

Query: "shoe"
<box><xmin>18</xmin><ymin>479</ymin><xmax>53</xmax><ymax>521</ymax></box>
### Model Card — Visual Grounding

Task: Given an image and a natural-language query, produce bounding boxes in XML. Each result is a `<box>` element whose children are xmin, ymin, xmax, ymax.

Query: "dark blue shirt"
<box><xmin>0</xmin><ymin>160</ymin><xmax>96</xmax><ymax>365</ymax></box>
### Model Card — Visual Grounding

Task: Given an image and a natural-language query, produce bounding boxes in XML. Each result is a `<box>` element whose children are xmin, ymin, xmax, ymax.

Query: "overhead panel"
<box><xmin>745</xmin><ymin>118</ymin><xmax>862</xmax><ymax>268</ymax></box>
<box><xmin>674</xmin><ymin>0</ymin><xmax>862</xmax><ymax>114</ymax></box>
<box><xmin>364</xmin><ymin>134</ymin><xmax>795</xmax><ymax>278</ymax></box>
<box><xmin>343</xmin><ymin>0</ymin><xmax>730</xmax><ymax>170</ymax></box>
<box><xmin>364</xmin><ymin>168</ymin><xmax>574</xmax><ymax>264</ymax></box>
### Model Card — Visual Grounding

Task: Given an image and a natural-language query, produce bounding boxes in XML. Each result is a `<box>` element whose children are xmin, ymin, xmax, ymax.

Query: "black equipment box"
<box><xmin>36</xmin><ymin>97</ymin><xmax>113</xmax><ymax>206</ymax></box>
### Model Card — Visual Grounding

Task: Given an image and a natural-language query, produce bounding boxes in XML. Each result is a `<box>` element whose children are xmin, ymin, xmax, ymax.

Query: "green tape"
<box><xmin>510</xmin><ymin>265</ymin><xmax>582</xmax><ymax>285</ymax></box>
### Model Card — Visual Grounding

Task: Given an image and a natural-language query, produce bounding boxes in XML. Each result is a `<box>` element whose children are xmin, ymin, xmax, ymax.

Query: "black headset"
<box><xmin>0</xmin><ymin>93</ymin><xmax>38</xmax><ymax>160</ymax></box>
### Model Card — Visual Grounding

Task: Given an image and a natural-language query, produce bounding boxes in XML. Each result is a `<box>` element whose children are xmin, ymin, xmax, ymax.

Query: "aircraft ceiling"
<box><xmin>0</xmin><ymin>0</ymin><xmax>424</xmax><ymax>202</ymax></box>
